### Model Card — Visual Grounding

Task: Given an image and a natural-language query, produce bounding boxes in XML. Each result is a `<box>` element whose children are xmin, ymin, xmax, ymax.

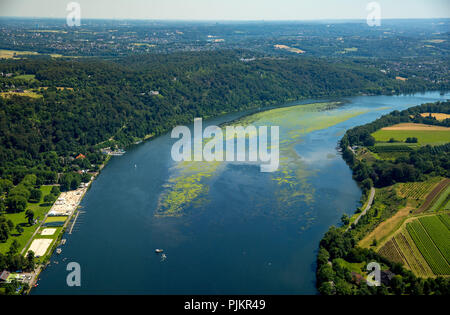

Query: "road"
<box><xmin>347</xmin><ymin>187</ymin><xmax>376</xmax><ymax>231</ymax></box>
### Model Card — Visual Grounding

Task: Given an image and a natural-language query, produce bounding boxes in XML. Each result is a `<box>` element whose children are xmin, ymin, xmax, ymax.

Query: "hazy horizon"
<box><xmin>0</xmin><ymin>0</ymin><xmax>449</xmax><ymax>21</ymax></box>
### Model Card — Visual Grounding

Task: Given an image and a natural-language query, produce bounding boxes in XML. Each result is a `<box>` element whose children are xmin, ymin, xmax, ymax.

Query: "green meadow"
<box><xmin>0</xmin><ymin>186</ymin><xmax>55</xmax><ymax>253</ymax></box>
<box><xmin>372</xmin><ymin>130</ymin><xmax>450</xmax><ymax>145</ymax></box>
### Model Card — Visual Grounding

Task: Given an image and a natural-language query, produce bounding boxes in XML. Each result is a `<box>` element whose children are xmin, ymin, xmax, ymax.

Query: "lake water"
<box><xmin>33</xmin><ymin>91</ymin><xmax>449</xmax><ymax>294</ymax></box>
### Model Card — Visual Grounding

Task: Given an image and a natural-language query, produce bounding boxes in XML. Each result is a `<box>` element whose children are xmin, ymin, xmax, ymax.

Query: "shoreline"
<box><xmin>26</xmin><ymin>91</ymin><xmax>448</xmax><ymax>295</ymax></box>
<box><xmin>26</xmin><ymin>160</ymin><xmax>108</xmax><ymax>294</ymax></box>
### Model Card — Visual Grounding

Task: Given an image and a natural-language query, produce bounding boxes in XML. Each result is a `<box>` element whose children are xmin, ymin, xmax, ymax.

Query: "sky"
<box><xmin>0</xmin><ymin>0</ymin><xmax>449</xmax><ymax>20</ymax></box>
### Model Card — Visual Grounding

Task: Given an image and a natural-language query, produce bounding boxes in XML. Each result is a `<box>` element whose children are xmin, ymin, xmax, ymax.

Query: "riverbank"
<box><xmin>316</xmin><ymin>98</ymin><xmax>450</xmax><ymax>295</ymax></box>
<box><xmin>24</xmin><ymin>158</ymin><xmax>114</xmax><ymax>294</ymax></box>
<box><xmin>31</xmin><ymin>92</ymin><xmax>449</xmax><ymax>295</ymax></box>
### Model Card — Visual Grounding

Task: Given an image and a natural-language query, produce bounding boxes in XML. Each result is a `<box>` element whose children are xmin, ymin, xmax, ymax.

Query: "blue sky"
<box><xmin>0</xmin><ymin>0</ymin><xmax>449</xmax><ymax>20</ymax></box>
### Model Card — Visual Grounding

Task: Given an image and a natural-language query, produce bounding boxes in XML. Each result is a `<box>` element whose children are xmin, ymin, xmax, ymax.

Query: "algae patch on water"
<box><xmin>156</xmin><ymin>101</ymin><xmax>368</xmax><ymax>217</ymax></box>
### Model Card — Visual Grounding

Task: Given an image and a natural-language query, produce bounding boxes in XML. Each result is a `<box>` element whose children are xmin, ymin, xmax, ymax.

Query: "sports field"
<box><xmin>27</xmin><ymin>239</ymin><xmax>53</xmax><ymax>257</ymax></box>
<box><xmin>41</xmin><ymin>228</ymin><xmax>56</xmax><ymax>236</ymax></box>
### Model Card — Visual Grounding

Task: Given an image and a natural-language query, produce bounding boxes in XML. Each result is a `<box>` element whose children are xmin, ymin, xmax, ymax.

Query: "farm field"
<box><xmin>372</xmin><ymin>123</ymin><xmax>450</xmax><ymax>145</ymax></box>
<box><xmin>418</xmin><ymin>216</ymin><xmax>450</xmax><ymax>263</ymax></box>
<box><xmin>396</xmin><ymin>177</ymin><xmax>442</xmax><ymax>200</ymax></box>
<box><xmin>359</xmin><ymin>179</ymin><xmax>445</xmax><ymax>249</ymax></box>
<box><xmin>415</xmin><ymin>179</ymin><xmax>450</xmax><ymax>214</ymax></box>
<box><xmin>406</xmin><ymin>219</ymin><xmax>450</xmax><ymax>275</ymax></box>
<box><xmin>427</xmin><ymin>185</ymin><xmax>450</xmax><ymax>212</ymax></box>
<box><xmin>0</xmin><ymin>90</ymin><xmax>42</xmax><ymax>99</ymax></box>
<box><xmin>395</xmin><ymin>231</ymin><xmax>434</xmax><ymax>277</ymax></box>
<box><xmin>439</xmin><ymin>213</ymin><xmax>450</xmax><ymax>229</ymax></box>
<box><xmin>378</xmin><ymin>227</ymin><xmax>435</xmax><ymax>278</ymax></box>
<box><xmin>420</xmin><ymin>113</ymin><xmax>450</xmax><ymax>121</ymax></box>
<box><xmin>0</xmin><ymin>49</ymin><xmax>63</xmax><ymax>59</ymax></box>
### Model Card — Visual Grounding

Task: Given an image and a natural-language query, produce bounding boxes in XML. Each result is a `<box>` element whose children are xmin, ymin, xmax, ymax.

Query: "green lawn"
<box><xmin>372</xmin><ymin>130</ymin><xmax>450</xmax><ymax>145</ymax></box>
<box><xmin>14</xmin><ymin>74</ymin><xmax>36</xmax><ymax>81</ymax></box>
<box><xmin>334</xmin><ymin>258</ymin><xmax>366</xmax><ymax>274</ymax></box>
<box><xmin>0</xmin><ymin>185</ymin><xmax>56</xmax><ymax>254</ymax></box>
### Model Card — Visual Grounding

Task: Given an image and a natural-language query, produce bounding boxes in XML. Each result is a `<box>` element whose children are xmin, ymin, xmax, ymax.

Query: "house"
<box><xmin>351</xmin><ymin>272</ymin><xmax>364</xmax><ymax>285</ymax></box>
<box><xmin>381</xmin><ymin>270</ymin><xmax>395</xmax><ymax>286</ymax></box>
<box><xmin>395</xmin><ymin>76</ymin><xmax>407</xmax><ymax>81</ymax></box>
<box><xmin>75</xmin><ymin>153</ymin><xmax>86</xmax><ymax>160</ymax></box>
<box><xmin>0</xmin><ymin>270</ymin><xmax>10</xmax><ymax>282</ymax></box>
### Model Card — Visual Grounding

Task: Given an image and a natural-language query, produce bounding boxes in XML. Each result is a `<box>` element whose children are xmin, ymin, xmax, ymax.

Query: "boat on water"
<box><xmin>56</xmin><ymin>248</ymin><xmax>62</xmax><ymax>254</ymax></box>
<box><xmin>155</xmin><ymin>249</ymin><xmax>164</xmax><ymax>253</ymax></box>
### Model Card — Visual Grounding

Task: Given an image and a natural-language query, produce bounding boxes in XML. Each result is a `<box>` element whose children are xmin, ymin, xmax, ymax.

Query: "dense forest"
<box><xmin>0</xmin><ymin>53</ymin><xmax>449</xmax><ymax>294</ymax></box>
<box><xmin>1</xmin><ymin>51</ymin><xmax>446</xmax><ymax>186</ymax></box>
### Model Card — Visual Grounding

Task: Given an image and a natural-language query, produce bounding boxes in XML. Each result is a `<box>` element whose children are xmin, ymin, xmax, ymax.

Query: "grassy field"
<box><xmin>0</xmin><ymin>90</ymin><xmax>42</xmax><ymax>99</ymax></box>
<box><xmin>0</xmin><ymin>49</ymin><xmax>63</xmax><ymax>59</ymax></box>
<box><xmin>373</xmin><ymin>129</ymin><xmax>450</xmax><ymax>145</ymax></box>
<box><xmin>0</xmin><ymin>186</ymin><xmax>55</xmax><ymax>253</ymax></box>
<box><xmin>0</xmin><ymin>49</ymin><xmax>39</xmax><ymax>59</ymax></box>
<box><xmin>333</xmin><ymin>258</ymin><xmax>367</xmax><ymax>274</ymax></box>
<box><xmin>372</xmin><ymin>123</ymin><xmax>450</xmax><ymax>145</ymax></box>
<box><xmin>14</xmin><ymin>74</ymin><xmax>36</xmax><ymax>81</ymax></box>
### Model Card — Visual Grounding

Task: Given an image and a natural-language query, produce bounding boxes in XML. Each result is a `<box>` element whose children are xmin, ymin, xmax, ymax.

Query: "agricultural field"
<box><xmin>415</xmin><ymin>179</ymin><xmax>450</xmax><ymax>214</ymax></box>
<box><xmin>396</xmin><ymin>177</ymin><xmax>442</xmax><ymax>200</ymax></box>
<box><xmin>427</xmin><ymin>185</ymin><xmax>450</xmax><ymax>212</ymax></box>
<box><xmin>0</xmin><ymin>49</ymin><xmax>63</xmax><ymax>59</ymax></box>
<box><xmin>406</xmin><ymin>220</ymin><xmax>450</xmax><ymax>275</ymax></box>
<box><xmin>378</xmin><ymin>238</ymin><xmax>404</xmax><ymax>265</ymax></box>
<box><xmin>0</xmin><ymin>90</ymin><xmax>43</xmax><ymax>99</ymax></box>
<box><xmin>418</xmin><ymin>216</ymin><xmax>450</xmax><ymax>263</ymax></box>
<box><xmin>394</xmin><ymin>231</ymin><xmax>434</xmax><ymax>277</ymax></box>
<box><xmin>372</xmin><ymin>123</ymin><xmax>450</xmax><ymax>145</ymax></box>
<box><xmin>420</xmin><ymin>113</ymin><xmax>450</xmax><ymax>121</ymax></box>
<box><xmin>378</xmin><ymin>229</ymin><xmax>435</xmax><ymax>278</ymax></box>
<box><xmin>439</xmin><ymin>214</ymin><xmax>450</xmax><ymax>229</ymax></box>
<box><xmin>0</xmin><ymin>49</ymin><xmax>39</xmax><ymax>59</ymax></box>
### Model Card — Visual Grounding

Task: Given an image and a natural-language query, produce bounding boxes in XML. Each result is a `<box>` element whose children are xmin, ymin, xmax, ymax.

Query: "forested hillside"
<box><xmin>0</xmin><ymin>51</ymin><xmax>448</xmax><ymax>185</ymax></box>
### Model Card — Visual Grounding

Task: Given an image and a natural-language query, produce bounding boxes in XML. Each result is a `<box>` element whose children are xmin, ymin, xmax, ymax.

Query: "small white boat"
<box><xmin>56</xmin><ymin>248</ymin><xmax>62</xmax><ymax>254</ymax></box>
<box><xmin>155</xmin><ymin>249</ymin><xmax>164</xmax><ymax>254</ymax></box>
